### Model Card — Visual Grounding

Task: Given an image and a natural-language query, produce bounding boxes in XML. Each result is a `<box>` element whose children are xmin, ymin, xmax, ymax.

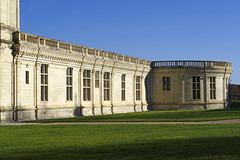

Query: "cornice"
<box><xmin>0</xmin><ymin>23</ymin><xmax>18</xmax><ymax>32</ymax></box>
<box><xmin>0</xmin><ymin>39</ymin><xmax>14</xmax><ymax>45</ymax></box>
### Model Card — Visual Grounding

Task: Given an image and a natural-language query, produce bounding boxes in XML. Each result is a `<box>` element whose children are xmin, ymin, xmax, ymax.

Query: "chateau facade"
<box><xmin>0</xmin><ymin>0</ymin><xmax>233</xmax><ymax>122</ymax></box>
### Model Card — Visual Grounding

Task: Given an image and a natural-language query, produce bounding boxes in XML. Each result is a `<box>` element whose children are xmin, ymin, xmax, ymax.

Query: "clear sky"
<box><xmin>20</xmin><ymin>0</ymin><xmax>240</xmax><ymax>84</ymax></box>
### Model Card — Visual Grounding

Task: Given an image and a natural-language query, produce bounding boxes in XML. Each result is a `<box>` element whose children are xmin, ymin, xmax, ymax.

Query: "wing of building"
<box><xmin>0</xmin><ymin>0</ymin><xmax>233</xmax><ymax>122</ymax></box>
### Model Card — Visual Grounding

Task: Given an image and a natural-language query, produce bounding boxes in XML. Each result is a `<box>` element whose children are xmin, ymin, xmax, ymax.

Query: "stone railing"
<box><xmin>151</xmin><ymin>61</ymin><xmax>232</xmax><ymax>68</ymax></box>
<box><xmin>13</xmin><ymin>31</ymin><xmax>151</xmax><ymax>66</ymax></box>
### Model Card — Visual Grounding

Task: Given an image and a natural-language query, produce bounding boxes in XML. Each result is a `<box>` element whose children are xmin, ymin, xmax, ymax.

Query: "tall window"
<box><xmin>192</xmin><ymin>76</ymin><xmax>200</xmax><ymax>100</ymax></box>
<box><xmin>83</xmin><ymin>70</ymin><xmax>91</xmax><ymax>101</ymax></box>
<box><xmin>136</xmin><ymin>76</ymin><xmax>141</xmax><ymax>101</ymax></box>
<box><xmin>95</xmin><ymin>71</ymin><xmax>99</xmax><ymax>88</ymax></box>
<box><xmin>210</xmin><ymin>77</ymin><xmax>216</xmax><ymax>99</ymax></box>
<box><xmin>121</xmin><ymin>74</ymin><xmax>126</xmax><ymax>101</ymax></box>
<box><xmin>26</xmin><ymin>71</ymin><xmax>29</xmax><ymax>84</ymax></box>
<box><xmin>163</xmin><ymin>77</ymin><xmax>170</xmax><ymax>90</ymax></box>
<box><xmin>41</xmin><ymin>64</ymin><xmax>48</xmax><ymax>101</ymax></box>
<box><xmin>104</xmin><ymin>72</ymin><xmax>110</xmax><ymax>101</ymax></box>
<box><xmin>66</xmin><ymin>68</ymin><xmax>73</xmax><ymax>101</ymax></box>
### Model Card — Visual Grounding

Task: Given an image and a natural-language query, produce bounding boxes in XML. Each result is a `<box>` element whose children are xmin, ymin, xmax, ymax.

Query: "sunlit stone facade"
<box><xmin>147</xmin><ymin>61</ymin><xmax>233</xmax><ymax>110</ymax></box>
<box><xmin>0</xmin><ymin>0</ymin><xmax>233</xmax><ymax>122</ymax></box>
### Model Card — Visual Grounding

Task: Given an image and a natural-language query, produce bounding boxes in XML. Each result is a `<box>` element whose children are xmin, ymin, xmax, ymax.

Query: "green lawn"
<box><xmin>29</xmin><ymin>102</ymin><xmax>240</xmax><ymax>123</ymax></box>
<box><xmin>0</xmin><ymin>124</ymin><xmax>240</xmax><ymax>160</ymax></box>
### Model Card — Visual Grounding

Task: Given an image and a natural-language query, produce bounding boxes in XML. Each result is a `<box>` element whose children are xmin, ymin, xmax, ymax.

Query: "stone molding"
<box><xmin>16</xmin><ymin>44</ymin><xmax>150</xmax><ymax>72</ymax></box>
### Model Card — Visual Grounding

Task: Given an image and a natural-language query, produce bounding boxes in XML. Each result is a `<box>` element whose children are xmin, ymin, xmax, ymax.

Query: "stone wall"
<box><xmin>0</xmin><ymin>0</ymin><xmax>19</xmax><ymax>122</ymax></box>
<box><xmin>0</xmin><ymin>32</ymin><xmax>151</xmax><ymax>122</ymax></box>
<box><xmin>148</xmin><ymin>61</ymin><xmax>233</xmax><ymax>110</ymax></box>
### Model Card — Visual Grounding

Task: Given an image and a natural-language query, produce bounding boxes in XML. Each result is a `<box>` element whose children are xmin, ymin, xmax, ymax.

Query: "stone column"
<box><xmin>110</xmin><ymin>72</ymin><xmax>114</xmax><ymax>114</ymax></box>
<box><xmin>79</xmin><ymin>68</ymin><xmax>84</xmax><ymax>109</ymax></box>
<box><xmin>133</xmin><ymin>75</ymin><xmax>136</xmax><ymax>112</ymax></box>
<box><xmin>100</xmin><ymin>60</ymin><xmax>105</xmax><ymax>115</ymax></box>
<box><xmin>141</xmin><ymin>75</ymin><xmax>147</xmax><ymax>111</ymax></box>
<box><xmin>91</xmin><ymin>69</ymin><xmax>95</xmax><ymax>115</ymax></box>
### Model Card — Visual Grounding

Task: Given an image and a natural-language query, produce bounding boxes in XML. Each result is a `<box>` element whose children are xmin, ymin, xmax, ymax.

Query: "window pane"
<box><xmin>197</xmin><ymin>77</ymin><xmax>200</xmax><ymax>82</ymax></box>
<box><xmin>167</xmin><ymin>77</ymin><xmax>170</xmax><ymax>83</ymax></box>
<box><xmin>122</xmin><ymin>90</ymin><xmax>125</xmax><ymax>101</ymax></box>
<box><xmin>193</xmin><ymin>91</ymin><xmax>196</xmax><ymax>99</ymax></box>
<box><xmin>45</xmin><ymin>65</ymin><xmax>48</xmax><ymax>74</ymax></box>
<box><xmin>87</xmin><ymin>79</ymin><xmax>90</xmax><ymax>87</ymax></box>
<box><xmin>104</xmin><ymin>89</ymin><xmax>107</xmax><ymax>100</ymax></box>
<box><xmin>107</xmin><ymin>90</ymin><xmax>110</xmax><ymax>100</ymax></box>
<box><xmin>95</xmin><ymin>71</ymin><xmax>99</xmax><ymax>78</ymax></box>
<box><xmin>45</xmin><ymin>86</ymin><xmax>48</xmax><ymax>101</ymax></box>
<box><xmin>70</xmin><ymin>87</ymin><xmax>73</xmax><ymax>100</ymax></box>
<box><xmin>136</xmin><ymin>84</ymin><xmax>140</xmax><ymax>89</ymax></box>
<box><xmin>136</xmin><ymin>76</ymin><xmax>140</xmax><ymax>82</ymax></box>
<box><xmin>41</xmin><ymin>65</ymin><xmax>44</xmax><ymax>73</ymax></box>
<box><xmin>83</xmin><ymin>88</ymin><xmax>86</xmax><ymax>100</ymax></box>
<box><xmin>95</xmin><ymin>80</ymin><xmax>99</xmax><ymax>88</ymax></box>
<box><xmin>41</xmin><ymin>86</ymin><xmax>44</xmax><ymax>101</ymax></box>
<box><xmin>167</xmin><ymin>84</ymin><xmax>170</xmax><ymax>90</ymax></box>
<box><xmin>122</xmin><ymin>82</ymin><xmax>125</xmax><ymax>89</ymax></box>
<box><xmin>45</xmin><ymin>75</ymin><xmax>48</xmax><ymax>84</ymax></box>
<box><xmin>197</xmin><ymin>83</ymin><xmax>200</xmax><ymax>89</ymax></box>
<box><xmin>66</xmin><ymin>68</ymin><xmax>69</xmax><ymax>75</ymax></box>
<box><xmin>41</xmin><ymin>75</ymin><xmax>44</xmax><ymax>84</ymax></box>
<box><xmin>70</xmin><ymin>77</ymin><xmax>73</xmax><ymax>85</ymax></box>
<box><xmin>87</xmin><ymin>88</ymin><xmax>91</xmax><ymax>100</ymax></box>
<box><xmin>193</xmin><ymin>83</ymin><xmax>196</xmax><ymax>89</ymax></box>
<box><xmin>83</xmin><ymin>70</ymin><xmax>87</xmax><ymax>77</ymax></box>
<box><xmin>26</xmin><ymin>71</ymin><xmax>29</xmax><ymax>84</ymax></box>
<box><xmin>197</xmin><ymin>90</ymin><xmax>200</xmax><ymax>99</ymax></box>
<box><xmin>136</xmin><ymin>91</ymin><xmax>140</xmax><ymax>100</ymax></box>
<box><xmin>122</xmin><ymin>74</ymin><xmax>126</xmax><ymax>81</ymax></box>
<box><xmin>163</xmin><ymin>77</ymin><xmax>166</xmax><ymax>83</ymax></box>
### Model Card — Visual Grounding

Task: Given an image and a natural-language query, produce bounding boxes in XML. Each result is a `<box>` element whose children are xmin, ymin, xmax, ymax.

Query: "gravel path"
<box><xmin>1</xmin><ymin>119</ymin><xmax>240</xmax><ymax>126</ymax></box>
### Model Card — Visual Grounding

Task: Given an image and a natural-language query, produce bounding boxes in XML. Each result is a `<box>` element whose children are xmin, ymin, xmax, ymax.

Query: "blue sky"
<box><xmin>20</xmin><ymin>0</ymin><xmax>240</xmax><ymax>84</ymax></box>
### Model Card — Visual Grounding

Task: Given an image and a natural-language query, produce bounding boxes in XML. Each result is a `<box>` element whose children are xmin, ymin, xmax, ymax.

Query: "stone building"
<box><xmin>148</xmin><ymin>61</ymin><xmax>232</xmax><ymax>110</ymax></box>
<box><xmin>0</xmin><ymin>0</ymin><xmax>233</xmax><ymax>122</ymax></box>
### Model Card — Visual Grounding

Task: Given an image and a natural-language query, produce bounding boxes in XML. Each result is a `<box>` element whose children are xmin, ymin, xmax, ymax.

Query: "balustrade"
<box><xmin>13</xmin><ymin>32</ymin><xmax>150</xmax><ymax>65</ymax></box>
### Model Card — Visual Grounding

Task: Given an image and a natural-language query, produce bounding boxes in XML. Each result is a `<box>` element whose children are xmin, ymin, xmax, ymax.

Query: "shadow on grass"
<box><xmin>2</xmin><ymin>136</ymin><xmax>240</xmax><ymax>160</ymax></box>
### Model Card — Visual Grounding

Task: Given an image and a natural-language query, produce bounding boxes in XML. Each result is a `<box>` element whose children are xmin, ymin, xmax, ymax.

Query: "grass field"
<box><xmin>1</xmin><ymin>102</ymin><xmax>239</xmax><ymax>159</ymax></box>
<box><xmin>29</xmin><ymin>102</ymin><xmax>240</xmax><ymax>123</ymax></box>
<box><xmin>0</xmin><ymin>124</ymin><xmax>240</xmax><ymax>160</ymax></box>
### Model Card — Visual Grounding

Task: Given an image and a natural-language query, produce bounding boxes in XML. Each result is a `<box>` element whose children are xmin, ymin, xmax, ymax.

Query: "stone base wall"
<box><xmin>150</xmin><ymin>103</ymin><xmax>228</xmax><ymax>111</ymax></box>
<box><xmin>0</xmin><ymin>105</ymin><xmax>149</xmax><ymax>122</ymax></box>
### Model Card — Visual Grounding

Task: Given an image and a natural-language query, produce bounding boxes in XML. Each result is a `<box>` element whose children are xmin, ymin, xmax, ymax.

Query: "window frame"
<box><xmin>83</xmin><ymin>70</ymin><xmax>91</xmax><ymax>101</ymax></box>
<box><xmin>136</xmin><ymin>76</ymin><xmax>141</xmax><ymax>101</ymax></box>
<box><xmin>41</xmin><ymin>64</ymin><xmax>48</xmax><ymax>101</ymax></box>
<box><xmin>103</xmin><ymin>72</ymin><xmax>110</xmax><ymax>101</ymax></box>
<box><xmin>162</xmin><ymin>77</ymin><xmax>171</xmax><ymax>90</ymax></box>
<box><xmin>26</xmin><ymin>71</ymin><xmax>29</xmax><ymax>84</ymax></box>
<box><xmin>192</xmin><ymin>76</ymin><xmax>201</xmax><ymax>100</ymax></box>
<box><xmin>66</xmin><ymin>67</ymin><xmax>73</xmax><ymax>101</ymax></box>
<box><xmin>210</xmin><ymin>77</ymin><xmax>216</xmax><ymax>100</ymax></box>
<box><xmin>95</xmin><ymin>71</ymin><xmax>100</xmax><ymax>88</ymax></box>
<box><xmin>121</xmin><ymin>74</ymin><xmax>126</xmax><ymax>101</ymax></box>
